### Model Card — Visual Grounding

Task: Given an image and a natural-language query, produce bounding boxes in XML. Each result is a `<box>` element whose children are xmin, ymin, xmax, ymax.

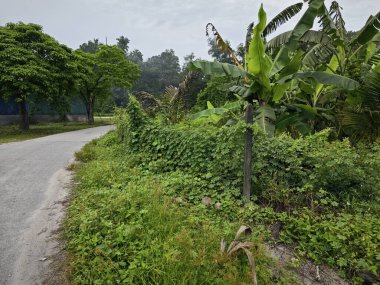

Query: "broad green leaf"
<box><xmin>278</xmin><ymin>50</ymin><xmax>304</xmax><ymax>79</ymax></box>
<box><xmin>189</xmin><ymin>61</ymin><xmax>246</xmax><ymax>78</ymax></box>
<box><xmin>286</xmin><ymin>0</ymin><xmax>325</xmax><ymax>51</ymax></box>
<box><xmin>302</xmin><ymin>43</ymin><xmax>335</xmax><ymax>68</ymax></box>
<box><xmin>255</xmin><ymin>105</ymin><xmax>276</xmax><ymax>136</ymax></box>
<box><xmin>318</xmin><ymin>4</ymin><xmax>343</xmax><ymax>46</ymax></box>
<box><xmin>272</xmin><ymin>83</ymin><xmax>289</xmax><ymax>103</ymax></box>
<box><xmin>229</xmin><ymin>85</ymin><xmax>253</xmax><ymax>99</ymax></box>
<box><xmin>315</xmin><ymin>53</ymin><xmax>340</xmax><ymax>95</ymax></box>
<box><xmin>365</xmin><ymin>42</ymin><xmax>377</xmax><ymax>63</ymax></box>
<box><xmin>223</xmin><ymin>101</ymin><xmax>241</xmax><ymax>111</ymax></box>
<box><xmin>278</xmin><ymin>71</ymin><xmax>360</xmax><ymax>90</ymax></box>
<box><xmin>267</xmin><ymin>30</ymin><xmax>330</xmax><ymax>50</ymax></box>
<box><xmin>248</xmin><ymin>4</ymin><xmax>272</xmax><ymax>89</ymax></box>
<box><xmin>263</xmin><ymin>2</ymin><xmax>304</xmax><ymax>38</ymax></box>
<box><xmin>207</xmin><ymin>101</ymin><xmax>214</xmax><ymax>109</ymax></box>
<box><xmin>190</xmin><ymin>107</ymin><xmax>229</xmax><ymax>121</ymax></box>
<box><xmin>292</xmin><ymin>103</ymin><xmax>318</xmax><ymax>115</ymax></box>
<box><xmin>270</xmin><ymin>46</ymin><xmax>290</xmax><ymax>76</ymax></box>
<box><xmin>299</xmin><ymin>81</ymin><xmax>315</xmax><ymax>95</ymax></box>
<box><xmin>351</xmin><ymin>12</ymin><xmax>380</xmax><ymax>46</ymax></box>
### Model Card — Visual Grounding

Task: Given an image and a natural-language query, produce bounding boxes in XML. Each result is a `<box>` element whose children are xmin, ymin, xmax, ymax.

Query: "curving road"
<box><xmin>0</xmin><ymin>125</ymin><xmax>113</xmax><ymax>285</ymax></box>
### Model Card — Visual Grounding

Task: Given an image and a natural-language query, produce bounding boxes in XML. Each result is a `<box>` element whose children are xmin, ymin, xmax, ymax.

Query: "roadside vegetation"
<box><xmin>67</xmin><ymin>132</ymin><xmax>300</xmax><ymax>284</ymax></box>
<box><xmin>65</xmin><ymin>0</ymin><xmax>380</xmax><ymax>283</ymax></box>
<box><xmin>1</xmin><ymin>0</ymin><xmax>378</xmax><ymax>283</ymax></box>
<box><xmin>66</xmin><ymin>96</ymin><xmax>379</xmax><ymax>284</ymax></box>
<box><xmin>0</xmin><ymin>119</ymin><xmax>112</xmax><ymax>144</ymax></box>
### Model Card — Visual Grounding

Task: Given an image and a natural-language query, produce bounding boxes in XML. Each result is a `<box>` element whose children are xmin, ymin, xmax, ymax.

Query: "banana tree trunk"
<box><xmin>243</xmin><ymin>102</ymin><xmax>254</xmax><ymax>202</ymax></box>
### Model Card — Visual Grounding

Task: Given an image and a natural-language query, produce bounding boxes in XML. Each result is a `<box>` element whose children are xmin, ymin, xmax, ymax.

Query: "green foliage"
<box><xmin>118</xmin><ymin>98</ymin><xmax>380</xmax><ymax>205</ymax></box>
<box><xmin>113</xmin><ymin>99</ymin><xmax>380</xmax><ymax>280</ymax></box>
<box><xmin>352</xmin><ymin>12</ymin><xmax>380</xmax><ymax>45</ymax></box>
<box><xmin>194</xmin><ymin>77</ymin><xmax>236</xmax><ymax>110</ymax></box>
<box><xmin>133</xmin><ymin>49</ymin><xmax>181</xmax><ymax>95</ymax></box>
<box><xmin>74</xmin><ymin>45</ymin><xmax>140</xmax><ymax>123</ymax></box>
<box><xmin>263</xmin><ymin>2</ymin><xmax>304</xmax><ymax>38</ymax></box>
<box><xmin>66</xmin><ymin>132</ymin><xmax>299</xmax><ymax>284</ymax></box>
<box><xmin>79</xmin><ymin>38</ymin><xmax>102</xmax><ymax>54</ymax></box>
<box><xmin>0</xmin><ymin>22</ymin><xmax>76</xmax><ymax>129</ymax></box>
<box><xmin>341</xmin><ymin>69</ymin><xmax>380</xmax><ymax>143</ymax></box>
<box><xmin>190</xmin><ymin>61</ymin><xmax>246</xmax><ymax>78</ymax></box>
<box><xmin>248</xmin><ymin>4</ymin><xmax>272</xmax><ymax>90</ymax></box>
<box><xmin>280</xmin><ymin>211</ymin><xmax>380</xmax><ymax>276</ymax></box>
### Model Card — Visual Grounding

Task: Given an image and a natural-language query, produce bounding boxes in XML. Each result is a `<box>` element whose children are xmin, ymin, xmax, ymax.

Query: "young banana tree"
<box><xmin>268</xmin><ymin>1</ymin><xmax>379</xmax><ymax>134</ymax></box>
<box><xmin>190</xmin><ymin>1</ymin><xmax>359</xmax><ymax>201</ymax></box>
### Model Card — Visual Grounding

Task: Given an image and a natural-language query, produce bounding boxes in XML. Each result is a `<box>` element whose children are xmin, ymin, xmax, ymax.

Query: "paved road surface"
<box><xmin>0</xmin><ymin>126</ymin><xmax>114</xmax><ymax>284</ymax></box>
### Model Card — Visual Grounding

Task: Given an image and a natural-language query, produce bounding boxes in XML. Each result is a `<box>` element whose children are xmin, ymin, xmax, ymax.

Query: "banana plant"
<box><xmin>271</xmin><ymin>1</ymin><xmax>379</xmax><ymax>135</ymax></box>
<box><xmin>206</xmin><ymin>2</ymin><xmax>305</xmax><ymax>68</ymax></box>
<box><xmin>190</xmin><ymin>100</ymin><xmax>242</xmax><ymax>124</ymax></box>
<box><xmin>190</xmin><ymin>1</ymin><xmax>359</xmax><ymax>201</ymax></box>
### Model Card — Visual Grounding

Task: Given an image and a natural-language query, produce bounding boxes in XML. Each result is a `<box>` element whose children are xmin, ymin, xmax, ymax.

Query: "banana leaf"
<box><xmin>189</xmin><ymin>61</ymin><xmax>246</xmax><ymax>78</ymax></box>
<box><xmin>277</xmin><ymin>71</ymin><xmax>360</xmax><ymax>90</ymax></box>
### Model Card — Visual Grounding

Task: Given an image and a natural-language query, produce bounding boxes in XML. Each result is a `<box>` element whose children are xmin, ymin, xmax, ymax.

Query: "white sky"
<box><xmin>1</xmin><ymin>0</ymin><xmax>379</xmax><ymax>62</ymax></box>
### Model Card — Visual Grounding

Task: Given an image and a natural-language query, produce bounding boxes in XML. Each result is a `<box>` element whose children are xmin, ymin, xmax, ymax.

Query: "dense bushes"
<box><xmin>116</xmin><ymin>97</ymin><xmax>380</xmax><ymax>209</ymax></box>
<box><xmin>111</xmin><ymin>98</ymin><xmax>380</xmax><ymax>281</ymax></box>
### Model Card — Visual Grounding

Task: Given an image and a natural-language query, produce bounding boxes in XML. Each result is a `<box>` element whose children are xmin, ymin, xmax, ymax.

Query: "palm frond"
<box><xmin>361</xmin><ymin>70</ymin><xmax>380</xmax><ymax>109</ymax></box>
<box><xmin>206</xmin><ymin>23</ymin><xmax>242</xmax><ymax>67</ymax></box>
<box><xmin>341</xmin><ymin>70</ymin><xmax>380</xmax><ymax>142</ymax></box>
<box><xmin>263</xmin><ymin>2</ymin><xmax>304</xmax><ymax>38</ymax></box>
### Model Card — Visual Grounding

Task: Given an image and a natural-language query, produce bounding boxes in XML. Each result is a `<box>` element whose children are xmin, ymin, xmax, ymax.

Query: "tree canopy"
<box><xmin>132</xmin><ymin>49</ymin><xmax>181</xmax><ymax>94</ymax></box>
<box><xmin>74</xmin><ymin>45</ymin><xmax>140</xmax><ymax>123</ymax></box>
<box><xmin>0</xmin><ymin>22</ymin><xmax>76</xmax><ymax>129</ymax></box>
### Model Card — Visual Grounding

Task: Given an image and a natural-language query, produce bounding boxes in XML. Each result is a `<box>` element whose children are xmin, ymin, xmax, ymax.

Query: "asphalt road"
<box><xmin>0</xmin><ymin>125</ymin><xmax>114</xmax><ymax>284</ymax></box>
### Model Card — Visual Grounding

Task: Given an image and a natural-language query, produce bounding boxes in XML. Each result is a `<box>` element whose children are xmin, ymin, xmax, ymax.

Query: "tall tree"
<box><xmin>74</xmin><ymin>45</ymin><xmax>140</xmax><ymax>124</ymax></box>
<box><xmin>116</xmin><ymin>36</ymin><xmax>130</xmax><ymax>54</ymax></box>
<box><xmin>127</xmin><ymin>49</ymin><xmax>144</xmax><ymax>64</ymax></box>
<box><xmin>180</xmin><ymin>53</ymin><xmax>207</xmax><ymax>109</ymax></box>
<box><xmin>133</xmin><ymin>49</ymin><xmax>181</xmax><ymax>94</ymax></box>
<box><xmin>0</xmin><ymin>22</ymin><xmax>76</xmax><ymax>130</ymax></box>
<box><xmin>79</xmin><ymin>38</ymin><xmax>102</xmax><ymax>54</ymax></box>
<box><xmin>208</xmin><ymin>38</ymin><xmax>235</xmax><ymax>64</ymax></box>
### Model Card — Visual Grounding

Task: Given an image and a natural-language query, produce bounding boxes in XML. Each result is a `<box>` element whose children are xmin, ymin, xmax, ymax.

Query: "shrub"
<box><xmin>115</xmin><ymin>97</ymin><xmax>380</xmax><ymax>209</ymax></box>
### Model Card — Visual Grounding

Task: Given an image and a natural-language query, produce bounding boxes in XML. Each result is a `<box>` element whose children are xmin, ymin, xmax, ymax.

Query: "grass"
<box><xmin>0</xmin><ymin>118</ymin><xmax>113</xmax><ymax>144</ymax></box>
<box><xmin>65</xmin><ymin>132</ymin><xmax>299</xmax><ymax>285</ymax></box>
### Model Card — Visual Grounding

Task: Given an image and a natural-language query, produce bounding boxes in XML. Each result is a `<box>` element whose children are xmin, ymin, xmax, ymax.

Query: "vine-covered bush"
<box><xmin>115</xmin><ymin>97</ymin><xmax>380</xmax><ymax>210</ymax></box>
<box><xmin>194</xmin><ymin>77</ymin><xmax>236</xmax><ymax>111</ymax></box>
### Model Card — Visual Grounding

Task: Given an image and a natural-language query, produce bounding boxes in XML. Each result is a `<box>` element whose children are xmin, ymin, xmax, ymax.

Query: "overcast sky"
<box><xmin>1</xmin><ymin>0</ymin><xmax>379</xmax><ymax>63</ymax></box>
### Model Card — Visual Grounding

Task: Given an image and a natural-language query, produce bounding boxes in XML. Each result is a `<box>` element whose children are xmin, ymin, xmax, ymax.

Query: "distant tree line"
<box><xmin>0</xmin><ymin>23</ymin><xmax>140</xmax><ymax>129</ymax></box>
<box><xmin>0</xmin><ymin>21</ymin><xmax>248</xmax><ymax>130</ymax></box>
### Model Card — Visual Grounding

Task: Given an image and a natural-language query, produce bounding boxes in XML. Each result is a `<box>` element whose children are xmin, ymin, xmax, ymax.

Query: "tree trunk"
<box><xmin>18</xmin><ymin>99</ymin><xmax>29</xmax><ymax>130</ymax></box>
<box><xmin>243</xmin><ymin>102</ymin><xmax>254</xmax><ymax>202</ymax></box>
<box><xmin>86</xmin><ymin>97</ymin><xmax>95</xmax><ymax>125</ymax></box>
